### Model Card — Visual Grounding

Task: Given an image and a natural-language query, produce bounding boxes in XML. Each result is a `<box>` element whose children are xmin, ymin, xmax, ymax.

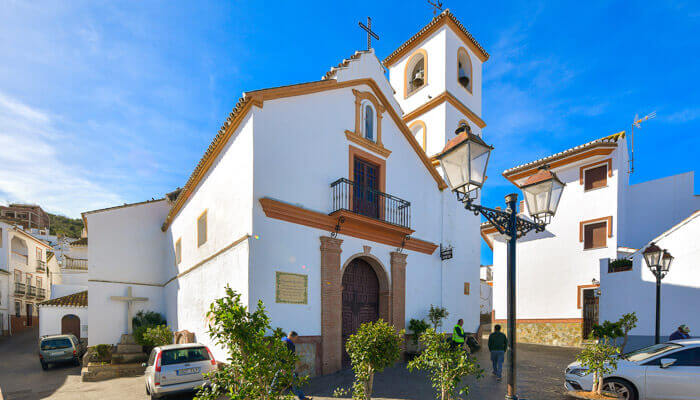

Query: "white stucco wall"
<box><xmin>444</xmin><ymin>26</ymin><xmax>483</xmax><ymax>116</ymax></box>
<box><xmin>38</xmin><ymin>306</ymin><xmax>88</xmax><ymax>339</ymax></box>
<box><xmin>600</xmin><ymin>213</ymin><xmax>700</xmax><ymax>345</ymax></box>
<box><xmin>492</xmin><ymin>148</ymin><xmax>622</xmax><ymax>320</ymax></box>
<box><xmin>86</xmin><ymin>200</ymin><xmax>171</xmax><ymax>345</ymax></box>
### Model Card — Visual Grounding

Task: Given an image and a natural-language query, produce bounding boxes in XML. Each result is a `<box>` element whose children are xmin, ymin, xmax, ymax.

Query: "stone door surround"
<box><xmin>319</xmin><ymin>236</ymin><xmax>407</xmax><ymax>375</ymax></box>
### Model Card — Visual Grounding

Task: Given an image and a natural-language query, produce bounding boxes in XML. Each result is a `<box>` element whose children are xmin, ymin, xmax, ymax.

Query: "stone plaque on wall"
<box><xmin>276</xmin><ymin>271</ymin><xmax>308</xmax><ymax>304</ymax></box>
<box><xmin>464</xmin><ymin>282</ymin><xmax>470</xmax><ymax>295</ymax></box>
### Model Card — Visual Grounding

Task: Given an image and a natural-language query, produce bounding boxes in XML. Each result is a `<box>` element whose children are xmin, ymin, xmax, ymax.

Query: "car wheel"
<box><xmin>603</xmin><ymin>378</ymin><xmax>637</xmax><ymax>400</ymax></box>
<box><xmin>40</xmin><ymin>361</ymin><xmax>48</xmax><ymax>371</ymax></box>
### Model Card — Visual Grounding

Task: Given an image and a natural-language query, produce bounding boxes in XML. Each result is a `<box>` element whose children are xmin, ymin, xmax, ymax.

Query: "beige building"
<box><xmin>0</xmin><ymin>204</ymin><xmax>50</xmax><ymax>231</ymax></box>
<box><xmin>0</xmin><ymin>219</ymin><xmax>52</xmax><ymax>335</ymax></box>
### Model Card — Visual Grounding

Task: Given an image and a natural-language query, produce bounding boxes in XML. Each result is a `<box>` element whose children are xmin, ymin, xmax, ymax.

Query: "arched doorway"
<box><xmin>341</xmin><ymin>257</ymin><xmax>380</xmax><ymax>367</ymax></box>
<box><xmin>61</xmin><ymin>314</ymin><xmax>80</xmax><ymax>339</ymax></box>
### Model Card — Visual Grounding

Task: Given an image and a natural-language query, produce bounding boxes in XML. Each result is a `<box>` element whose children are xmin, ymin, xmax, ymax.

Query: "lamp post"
<box><xmin>642</xmin><ymin>243</ymin><xmax>673</xmax><ymax>344</ymax></box>
<box><xmin>434</xmin><ymin>124</ymin><xmax>565</xmax><ymax>400</ymax></box>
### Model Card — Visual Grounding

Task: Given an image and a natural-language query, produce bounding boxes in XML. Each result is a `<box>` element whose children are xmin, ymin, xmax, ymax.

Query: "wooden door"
<box><xmin>61</xmin><ymin>315</ymin><xmax>81</xmax><ymax>339</ymax></box>
<box><xmin>342</xmin><ymin>258</ymin><xmax>380</xmax><ymax>367</ymax></box>
<box><xmin>25</xmin><ymin>303</ymin><xmax>33</xmax><ymax>326</ymax></box>
<box><xmin>582</xmin><ymin>289</ymin><xmax>599</xmax><ymax>339</ymax></box>
<box><xmin>353</xmin><ymin>158</ymin><xmax>380</xmax><ymax>219</ymax></box>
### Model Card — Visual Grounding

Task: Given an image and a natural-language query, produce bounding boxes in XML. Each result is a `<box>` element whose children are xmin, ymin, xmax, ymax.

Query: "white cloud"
<box><xmin>665</xmin><ymin>108</ymin><xmax>700</xmax><ymax>124</ymax></box>
<box><xmin>0</xmin><ymin>92</ymin><xmax>124</xmax><ymax>217</ymax></box>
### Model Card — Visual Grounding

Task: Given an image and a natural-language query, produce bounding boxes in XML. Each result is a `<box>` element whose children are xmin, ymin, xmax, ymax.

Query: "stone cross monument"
<box><xmin>110</xmin><ymin>286</ymin><xmax>148</xmax><ymax>334</ymax></box>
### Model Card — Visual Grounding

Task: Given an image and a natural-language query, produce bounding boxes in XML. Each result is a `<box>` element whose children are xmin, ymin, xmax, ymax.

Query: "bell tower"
<box><xmin>384</xmin><ymin>10</ymin><xmax>489</xmax><ymax>156</ymax></box>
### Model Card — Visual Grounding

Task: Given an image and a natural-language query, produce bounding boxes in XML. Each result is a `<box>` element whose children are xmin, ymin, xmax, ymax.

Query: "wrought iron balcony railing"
<box><xmin>14</xmin><ymin>282</ymin><xmax>26</xmax><ymax>295</ymax></box>
<box><xmin>27</xmin><ymin>285</ymin><xmax>37</xmax><ymax>298</ymax></box>
<box><xmin>330</xmin><ymin>178</ymin><xmax>411</xmax><ymax>229</ymax></box>
<box><xmin>38</xmin><ymin>288</ymin><xmax>46</xmax><ymax>299</ymax></box>
<box><xmin>36</xmin><ymin>260</ymin><xmax>46</xmax><ymax>272</ymax></box>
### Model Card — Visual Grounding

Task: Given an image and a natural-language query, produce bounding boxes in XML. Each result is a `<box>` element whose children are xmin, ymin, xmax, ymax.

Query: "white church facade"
<box><xmin>82</xmin><ymin>10</ymin><xmax>489</xmax><ymax>375</ymax></box>
<box><xmin>483</xmin><ymin>131</ymin><xmax>699</xmax><ymax>347</ymax></box>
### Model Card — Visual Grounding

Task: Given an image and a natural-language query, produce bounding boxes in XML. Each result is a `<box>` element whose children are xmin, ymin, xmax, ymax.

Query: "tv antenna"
<box><xmin>427</xmin><ymin>0</ymin><xmax>443</xmax><ymax>15</ymax></box>
<box><xmin>628</xmin><ymin>111</ymin><xmax>656</xmax><ymax>174</ymax></box>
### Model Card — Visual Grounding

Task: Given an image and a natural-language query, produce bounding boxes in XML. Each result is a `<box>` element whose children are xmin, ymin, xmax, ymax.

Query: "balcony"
<box><xmin>37</xmin><ymin>288</ymin><xmax>46</xmax><ymax>299</ymax></box>
<box><xmin>330</xmin><ymin>178</ymin><xmax>411</xmax><ymax>229</ymax></box>
<box><xmin>63</xmin><ymin>257</ymin><xmax>88</xmax><ymax>271</ymax></box>
<box><xmin>36</xmin><ymin>260</ymin><xmax>46</xmax><ymax>272</ymax></box>
<box><xmin>27</xmin><ymin>285</ymin><xmax>37</xmax><ymax>298</ymax></box>
<box><xmin>14</xmin><ymin>282</ymin><xmax>26</xmax><ymax>296</ymax></box>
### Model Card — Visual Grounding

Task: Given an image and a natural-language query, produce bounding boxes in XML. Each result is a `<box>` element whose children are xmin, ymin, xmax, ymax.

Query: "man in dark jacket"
<box><xmin>669</xmin><ymin>325</ymin><xmax>691</xmax><ymax>340</ymax></box>
<box><xmin>275</xmin><ymin>331</ymin><xmax>312</xmax><ymax>400</ymax></box>
<box><xmin>488</xmin><ymin>325</ymin><xmax>508</xmax><ymax>380</ymax></box>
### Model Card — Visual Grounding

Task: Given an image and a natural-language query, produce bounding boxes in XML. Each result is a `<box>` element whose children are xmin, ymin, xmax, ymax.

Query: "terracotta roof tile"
<box><xmin>39</xmin><ymin>291</ymin><xmax>87</xmax><ymax>308</ymax></box>
<box><xmin>503</xmin><ymin>131</ymin><xmax>625</xmax><ymax>176</ymax></box>
<box><xmin>383</xmin><ymin>9</ymin><xmax>489</xmax><ymax>66</ymax></box>
<box><xmin>323</xmin><ymin>50</ymin><xmax>371</xmax><ymax>81</ymax></box>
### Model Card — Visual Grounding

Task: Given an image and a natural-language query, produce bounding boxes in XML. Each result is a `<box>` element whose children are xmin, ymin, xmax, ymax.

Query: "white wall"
<box><xmin>600</xmin><ymin>213</ymin><xmax>700</xmax><ymax>346</ymax></box>
<box><xmin>38</xmin><ymin>306</ymin><xmax>88</xmax><ymax>339</ymax></box>
<box><xmin>86</xmin><ymin>200</ymin><xmax>171</xmax><ymax>345</ymax></box>
<box><xmin>493</xmin><ymin>148</ymin><xmax>622</xmax><ymax>320</ymax></box>
<box><xmin>621</xmin><ymin>171</ymin><xmax>700</xmax><ymax>249</ymax></box>
<box><xmin>444</xmin><ymin>25</ymin><xmax>483</xmax><ymax>116</ymax></box>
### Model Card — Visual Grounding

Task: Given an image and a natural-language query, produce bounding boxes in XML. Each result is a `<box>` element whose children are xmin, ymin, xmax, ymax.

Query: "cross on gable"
<box><xmin>110</xmin><ymin>286</ymin><xmax>148</xmax><ymax>334</ymax></box>
<box><xmin>358</xmin><ymin>17</ymin><xmax>379</xmax><ymax>51</ymax></box>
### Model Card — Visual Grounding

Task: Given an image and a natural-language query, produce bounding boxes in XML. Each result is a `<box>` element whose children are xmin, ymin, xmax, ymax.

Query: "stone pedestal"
<box><xmin>111</xmin><ymin>334</ymin><xmax>147</xmax><ymax>364</ymax></box>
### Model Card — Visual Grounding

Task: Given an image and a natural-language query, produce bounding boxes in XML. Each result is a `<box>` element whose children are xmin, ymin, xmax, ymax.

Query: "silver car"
<box><xmin>143</xmin><ymin>343</ymin><xmax>218</xmax><ymax>399</ymax></box>
<box><xmin>565</xmin><ymin>338</ymin><xmax>700</xmax><ymax>400</ymax></box>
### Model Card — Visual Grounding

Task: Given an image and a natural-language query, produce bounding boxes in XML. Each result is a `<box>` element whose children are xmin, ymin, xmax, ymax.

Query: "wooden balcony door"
<box><xmin>26</xmin><ymin>303</ymin><xmax>33</xmax><ymax>326</ymax></box>
<box><xmin>353</xmin><ymin>158</ymin><xmax>380</xmax><ymax>219</ymax></box>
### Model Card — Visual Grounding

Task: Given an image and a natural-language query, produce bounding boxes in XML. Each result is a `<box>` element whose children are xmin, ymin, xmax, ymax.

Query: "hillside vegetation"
<box><xmin>48</xmin><ymin>213</ymin><xmax>84</xmax><ymax>238</ymax></box>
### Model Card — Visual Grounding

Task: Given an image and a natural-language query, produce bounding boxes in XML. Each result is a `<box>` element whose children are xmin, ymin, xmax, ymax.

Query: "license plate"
<box><xmin>176</xmin><ymin>367</ymin><xmax>200</xmax><ymax>376</ymax></box>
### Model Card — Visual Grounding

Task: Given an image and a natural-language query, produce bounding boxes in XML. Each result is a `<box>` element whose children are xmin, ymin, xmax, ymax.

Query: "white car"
<box><xmin>565</xmin><ymin>338</ymin><xmax>700</xmax><ymax>400</ymax></box>
<box><xmin>143</xmin><ymin>343</ymin><xmax>218</xmax><ymax>399</ymax></box>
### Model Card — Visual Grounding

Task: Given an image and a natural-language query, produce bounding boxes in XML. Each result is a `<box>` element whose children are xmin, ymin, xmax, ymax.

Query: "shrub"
<box><xmin>143</xmin><ymin>325</ymin><xmax>173</xmax><ymax>347</ymax></box>
<box><xmin>133</xmin><ymin>311</ymin><xmax>167</xmax><ymax>348</ymax></box>
<box><xmin>408</xmin><ymin>318</ymin><xmax>430</xmax><ymax>345</ymax></box>
<box><xmin>408</xmin><ymin>329</ymin><xmax>482</xmax><ymax>400</ymax></box>
<box><xmin>428</xmin><ymin>305</ymin><xmax>449</xmax><ymax>330</ymax></box>
<box><xmin>95</xmin><ymin>344</ymin><xmax>112</xmax><ymax>362</ymax></box>
<box><xmin>194</xmin><ymin>286</ymin><xmax>302</xmax><ymax>400</ymax></box>
<box><xmin>344</xmin><ymin>320</ymin><xmax>403</xmax><ymax>399</ymax></box>
<box><xmin>576</xmin><ymin>341</ymin><xmax>619</xmax><ymax>395</ymax></box>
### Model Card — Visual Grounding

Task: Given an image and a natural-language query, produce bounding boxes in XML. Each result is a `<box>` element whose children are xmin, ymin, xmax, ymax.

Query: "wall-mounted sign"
<box><xmin>276</xmin><ymin>272</ymin><xmax>308</xmax><ymax>304</ymax></box>
<box><xmin>464</xmin><ymin>282</ymin><xmax>470</xmax><ymax>295</ymax></box>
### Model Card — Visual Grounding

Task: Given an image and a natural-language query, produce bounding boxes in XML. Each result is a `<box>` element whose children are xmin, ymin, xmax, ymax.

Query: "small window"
<box><xmin>36</xmin><ymin>248</ymin><xmax>42</xmax><ymax>261</ymax></box>
<box><xmin>409</xmin><ymin>121</ymin><xmax>426</xmax><ymax>151</ymax></box>
<box><xmin>406</xmin><ymin>52</ymin><xmax>426</xmax><ymax>96</ymax></box>
<box><xmin>0</xmin><ymin>228</ymin><xmax>3</xmax><ymax>247</ymax></box>
<box><xmin>584</xmin><ymin>222</ymin><xmax>607</xmax><ymax>249</ymax></box>
<box><xmin>175</xmin><ymin>238</ymin><xmax>182</xmax><ymax>265</ymax></box>
<box><xmin>36</xmin><ymin>277</ymin><xmax>42</xmax><ymax>288</ymax></box>
<box><xmin>14</xmin><ymin>270</ymin><xmax>21</xmax><ymax>281</ymax></box>
<box><xmin>584</xmin><ymin>165</ymin><xmax>607</xmax><ymax>190</ymax></box>
<box><xmin>457</xmin><ymin>48</ymin><xmax>473</xmax><ymax>92</ymax></box>
<box><xmin>197</xmin><ymin>211</ymin><xmax>207</xmax><ymax>247</ymax></box>
<box><xmin>15</xmin><ymin>301</ymin><xmax>21</xmax><ymax>317</ymax></box>
<box><xmin>363</xmin><ymin>104</ymin><xmax>375</xmax><ymax>141</ymax></box>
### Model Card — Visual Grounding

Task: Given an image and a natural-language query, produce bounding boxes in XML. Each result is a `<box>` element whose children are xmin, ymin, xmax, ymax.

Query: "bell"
<box><xmin>412</xmin><ymin>70</ymin><xmax>424</xmax><ymax>88</ymax></box>
<box><xmin>458</xmin><ymin>68</ymin><xmax>470</xmax><ymax>87</ymax></box>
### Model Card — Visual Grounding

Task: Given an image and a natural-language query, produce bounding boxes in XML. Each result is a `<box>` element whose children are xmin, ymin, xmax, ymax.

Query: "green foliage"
<box><xmin>95</xmin><ymin>344</ymin><xmax>111</xmax><ymax>361</ymax></box>
<box><xmin>618</xmin><ymin>312</ymin><xmax>638</xmax><ymax>352</ymax></box>
<box><xmin>344</xmin><ymin>320</ymin><xmax>403</xmax><ymax>399</ymax></box>
<box><xmin>428</xmin><ymin>305</ymin><xmax>449</xmax><ymax>330</ymax></box>
<box><xmin>48</xmin><ymin>213</ymin><xmax>84</xmax><ymax>238</ymax></box>
<box><xmin>609</xmin><ymin>258</ymin><xmax>633</xmax><ymax>272</ymax></box>
<box><xmin>576</xmin><ymin>342</ymin><xmax>620</xmax><ymax>395</ymax></box>
<box><xmin>591</xmin><ymin>320</ymin><xmax>623</xmax><ymax>344</ymax></box>
<box><xmin>408</xmin><ymin>318</ymin><xmax>430</xmax><ymax>345</ymax></box>
<box><xmin>408</xmin><ymin>329</ymin><xmax>482</xmax><ymax>400</ymax></box>
<box><xmin>142</xmin><ymin>325</ymin><xmax>173</xmax><ymax>347</ymax></box>
<box><xmin>133</xmin><ymin>311</ymin><xmax>167</xmax><ymax>349</ymax></box>
<box><xmin>194</xmin><ymin>286</ymin><xmax>303</xmax><ymax>400</ymax></box>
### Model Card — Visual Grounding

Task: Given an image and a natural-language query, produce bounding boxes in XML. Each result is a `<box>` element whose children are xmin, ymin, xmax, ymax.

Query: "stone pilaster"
<box><xmin>390</xmin><ymin>251</ymin><xmax>408</xmax><ymax>332</ymax></box>
<box><xmin>320</xmin><ymin>236</ymin><xmax>343</xmax><ymax>374</ymax></box>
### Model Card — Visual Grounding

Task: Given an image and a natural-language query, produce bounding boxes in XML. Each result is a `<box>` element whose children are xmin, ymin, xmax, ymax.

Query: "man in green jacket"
<box><xmin>488</xmin><ymin>324</ymin><xmax>508</xmax><ymax>380</ymax></box>
<box><xmin>452</xmin><ymin>319</ymin><xmax>467</xmax><ymax>349</ymax></box>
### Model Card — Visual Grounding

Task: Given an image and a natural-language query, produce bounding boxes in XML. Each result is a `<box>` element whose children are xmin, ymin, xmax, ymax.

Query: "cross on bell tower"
<box><xmin>358</xmin><ymin>17</ymin><xmax>379</xmax><ymax>51</ymax></box>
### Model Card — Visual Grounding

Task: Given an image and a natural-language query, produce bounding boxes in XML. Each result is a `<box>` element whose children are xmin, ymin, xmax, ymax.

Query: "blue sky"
<box><xmin>1</xmin><ymin>1</ymin><xmax>698</xmax><ymax>263</ymax></box>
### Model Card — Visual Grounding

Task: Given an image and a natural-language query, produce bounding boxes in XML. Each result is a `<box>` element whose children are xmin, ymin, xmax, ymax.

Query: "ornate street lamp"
<box><xmin>643</xmin><ymin>243</ymin><xmax>673</xmax><ymax>344</ymax></box>
<box><xmin>435</xmin><ymin>124</ymin><xmax>565</xmax><ymax>400</ymax></box>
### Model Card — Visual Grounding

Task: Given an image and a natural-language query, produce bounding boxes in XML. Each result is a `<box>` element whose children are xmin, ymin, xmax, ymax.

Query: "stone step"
<box><xmin>116</xmin><ymin>344</ymin><xmax>143</xmax><ymax>353</ymax></box>
<box><xmin>111</xmin><ymin>352</ymin><xmax>147</xmax><ymax>364</ymax></box>
<box><xmin>119</xmin><ymin>334</ymin><xmax>137</xmax><ymax>345</ymax></box>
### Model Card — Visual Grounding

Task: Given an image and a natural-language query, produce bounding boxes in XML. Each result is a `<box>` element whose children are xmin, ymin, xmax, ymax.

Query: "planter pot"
<box><xmin>567</xmin><ymin>390</ymin><xmax>620</xmax><ymax>399</ymax></box>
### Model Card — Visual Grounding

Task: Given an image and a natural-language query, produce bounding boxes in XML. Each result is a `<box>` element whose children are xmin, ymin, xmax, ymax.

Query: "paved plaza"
<box><xmin>0</xmin><ymin>328</ymin><xmax>579</xmax><ymax>400</ymax></box>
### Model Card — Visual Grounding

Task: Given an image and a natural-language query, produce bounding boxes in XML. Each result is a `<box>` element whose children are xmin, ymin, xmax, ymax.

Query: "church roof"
<box><xmin>383</xmin><ymin>9</ymin><xmax>489</xmax><ymax>67</ymax></box>
<box><xmin>323</xmin><ymin>50</ymin><xmax>372</xmax><ymax>81</ymax></box>
<box><xmin>503</xmin><ymin>131</ymin><xmax>625</xmax><ymax>179</ymax></box>
<box><xmin>39</xmin><ymin>290</ymin><xmax>88</xmax><ymax>308</ymax></box>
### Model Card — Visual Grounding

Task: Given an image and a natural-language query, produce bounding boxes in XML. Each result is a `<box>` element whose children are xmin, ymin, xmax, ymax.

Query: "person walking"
<box><xmin>669</xmin><ymin>325</ymin><xmax>691</xmax><ymax>340</ymax></box>
<box><xmin>452</xmin><ymin>319</ymin><xmax>467</xmax><ymax>350</ymax></box>
<box><xmin>274</xmin><ymin>331</ymin><xmax>312</xmax><ymax>400</ymax></box>
<box><xmin>488</xmin><ymin>324</ymin><xmax>508</xmax><ymax>381</ymax></box>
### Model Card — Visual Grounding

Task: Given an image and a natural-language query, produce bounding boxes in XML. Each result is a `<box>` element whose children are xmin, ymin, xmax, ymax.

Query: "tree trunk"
<box><xmin>364</xmin><ymin>371</ymin><xmax>374</xmax><ymax>400</ymax></box>
<box><xmin>595</xmin><ymin>372</ymin><xmax>603</xmax><ymax>395</ymax></box>
<box><xmin>621</xmin><ymin>334</ymin><xmax>629</xmax><ymax>353</ymax></box>
<box><xmin>441</xmin><ymin>387</ymin><xmax>448</xmax><ymax>400</ymax></box>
